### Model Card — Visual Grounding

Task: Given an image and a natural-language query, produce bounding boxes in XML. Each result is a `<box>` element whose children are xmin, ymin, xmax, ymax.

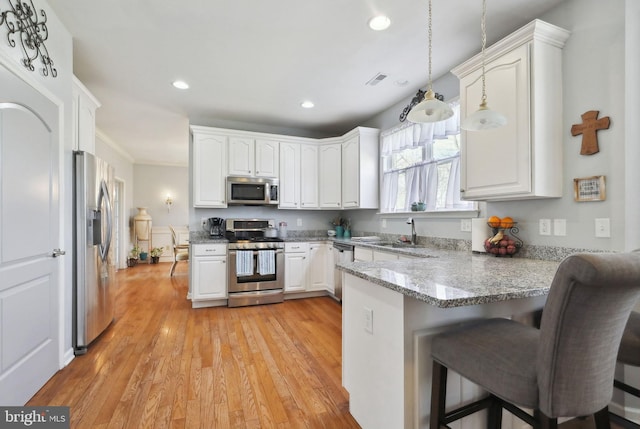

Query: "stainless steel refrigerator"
<box><xmin>73</xmin><ymin>151</ymin><xmax>115</xmax><ymax>355</ymax></box>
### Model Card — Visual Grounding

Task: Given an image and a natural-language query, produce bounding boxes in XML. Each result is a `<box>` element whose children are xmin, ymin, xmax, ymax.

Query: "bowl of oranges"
<box><xmin>484</xmin><ymin>216</ymin><xmax>522</xmax><ymax>257</ymax></box>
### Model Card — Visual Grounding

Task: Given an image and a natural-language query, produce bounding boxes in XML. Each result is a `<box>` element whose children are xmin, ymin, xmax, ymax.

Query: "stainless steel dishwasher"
<box><xmin>332</xmin><ymin>241</ymin><xmax>354</xmax><ymax>301</ymax></box>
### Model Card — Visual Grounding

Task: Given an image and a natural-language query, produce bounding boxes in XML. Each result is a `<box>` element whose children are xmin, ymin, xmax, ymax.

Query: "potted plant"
<box><xmin>150</xmin><ymin>247</ymin><xmax>163</xmax><ymax>264</ymax></box>
<box><xmin>342</xmin><ymin>218</ymin><xmax>352</xmax><ymax>239</ymax></box>
<box><xmin>331</xmin><ymin>216</ymin><xmax>345</xmax><ymax>237</ymax></box>
<box><xmin>127</xmin><ymin>245</ymin><xmax>140</xmax><ymax>267</ymax></box>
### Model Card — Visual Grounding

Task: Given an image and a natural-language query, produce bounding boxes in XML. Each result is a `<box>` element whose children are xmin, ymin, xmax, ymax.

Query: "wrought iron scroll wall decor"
<box><xmin>0</xmin><ymin>0</ymin><xmax>56</xmax><ymax>77</ymax></box>
<box><xmin>399</xmin><ymin>89</ymin><xmax>444</xmax><ymax>122</ymax></box>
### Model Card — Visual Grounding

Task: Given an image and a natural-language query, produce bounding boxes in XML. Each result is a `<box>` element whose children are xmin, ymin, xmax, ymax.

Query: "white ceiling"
<box><xmin>49</xmin><ymin>0</ymin><xmax>565</xmax><ymax>166</ymax></box>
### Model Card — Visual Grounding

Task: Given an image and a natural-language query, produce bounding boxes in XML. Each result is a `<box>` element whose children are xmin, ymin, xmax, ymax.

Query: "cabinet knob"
<box><xmin>460</xmin><ymin>189</ymin><xmax>465</xmax><ymax>193</ymax></box>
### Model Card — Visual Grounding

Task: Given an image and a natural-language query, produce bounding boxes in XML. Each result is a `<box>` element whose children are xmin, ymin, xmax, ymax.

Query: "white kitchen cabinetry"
<box><xmin>279</xmin><ymin>142</ymin><xmax>301</xmax><ymax>208</ymax></box>
<box><xmin>452</xmin><ymin>20</ymin><xmax>570</xmax><ymax>201</ymax></box>
<box><xmin>354</xmin><ymin>247</ymin><xmax>373</xmax><ymax>262</ymax></box>
<box><xmin>308</xmin><ymin>243</ymin><xmax>330</xmax><ymax>291</ymax></box>
<box><xmin>191</xmin><ymin>127</ymin><xmax>227</xmax><ymax>208</ymax></box>
<box><xmin>341</xmin><ymin>128</ymin><xmax>380</xmax><ymax>209</ymax></box>
<box><xmin>319</xmin><ymin>143</ymin><xmax>342</xmax><ymax>208</ymax></box>
<box><xmin>300</xmin><ymin>144</ymin><xmax>319</xmax><ymax>209</ymax></box>
<box><xmin>229</xmin><ymin>137</ymin><xmax>279</xmax><ymax>177</ymax></box>
<box><xmin>72</xmin><ymin>76</ymin><xmax>100</xmax><ymax>154</ymax></box>
<box><xmin>191</xmin><ymin>244</ymin><xmax>228</xmax><ymax>307</ymax></box>
<box><xmin>227</xmin><ymin>136</ymin><xmax>254</xmax><ymax>176</ymax></box>
<box><xmin>284</xmin><ymin>242</ymin><xmax>309</xmax><ymax>292</ymax></box>
<box><xmin>326</xmin><ymin>242</ymin><xmax>335</xmax><ymax>294</ymax></box>
<box><xmin>373</xmin><ymin>250</ymin><xmax>398</xmax><ymax>261</ymax></box>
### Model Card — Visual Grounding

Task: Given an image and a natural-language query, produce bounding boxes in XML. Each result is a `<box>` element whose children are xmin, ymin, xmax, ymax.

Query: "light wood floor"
<box><xmin>27</xmin><ymin>262</ymin><xmax>626</xmax><ymax>429</ymax></box>
<box><xmin>28</xmin><ymin>262</ymin><xmax>360</xmax><ymax>428</ymax></box>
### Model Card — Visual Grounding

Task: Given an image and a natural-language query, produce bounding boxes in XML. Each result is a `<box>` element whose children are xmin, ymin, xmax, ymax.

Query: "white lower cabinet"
<box><xmin>190</xmin><ymin>244</ymin><xmax>228</xmax><ymax>306</ymax></box>
<box><xmin>284</xmin><ymin>242</ymin><xmax>335</xmax><ymax>296</ymax></box>
<box><xmin>308</xmin><ymin>243</ymin><xmax>330</xmax><ymax>291</ymax></box>
<box><xmin>354</xmin><ymin>247</ymin><xmax>373</xmax><ymax>262</ymax></box>
<box><xmin>284</xmin><ymin>243</ymin><xmax>309</xmax><ymax>292</ymax></box>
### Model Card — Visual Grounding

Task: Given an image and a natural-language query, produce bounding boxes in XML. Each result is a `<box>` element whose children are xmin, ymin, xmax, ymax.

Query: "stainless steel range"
<box><xmin>226</xmin><ymin>219</ymin><xmax>284</xmax><ymax>307</ymax></box>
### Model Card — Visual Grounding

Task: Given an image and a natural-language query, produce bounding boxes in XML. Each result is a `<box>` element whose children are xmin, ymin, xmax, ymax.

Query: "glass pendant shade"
<box><xmin>461</xmin><ymin>0</ymin><xmax>507</xmax><ymax>132</ymax></box>
<box><xmin>407</xmin><ymin>89</ymin><xmax>454</xmax><ymax>123</ymax></box>
<box><xmin>461</xmin><ymin>100</ymin><xmax>507</xmax><ymax>131</ymax></box>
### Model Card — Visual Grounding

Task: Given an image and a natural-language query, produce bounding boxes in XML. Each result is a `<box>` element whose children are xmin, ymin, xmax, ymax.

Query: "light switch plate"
<box><xmin>595</xmin><ymin>218</ymin><xmax>611</xmax><ymax>238</ymax></box>
<box><xmin>363</xmin><ymin>307</ymin><xmax>373</xmax><ymax>334</ymax></box>
<box><xmin>296</xmin><ymin>218</ymin><xmax>302</xmax><ymax>227</ymax></box>
<box><xmin>539</xmin><ymin>219</ymin><xmax>551</xmax><ymax>236</ymax></box>
<box><xmin>553</xmin><ymin>219</ymin><xmax>567</xmax><ymax>236</ymax></box>
<box><xmin>382</xmin><ymin>219</ymin><xmax>387</xmax><ymax>229</ymax></box>
<box><xmin>460</xmin><ymin>219</ymin><xmax>472</xmax><ymax>232</ymax></box>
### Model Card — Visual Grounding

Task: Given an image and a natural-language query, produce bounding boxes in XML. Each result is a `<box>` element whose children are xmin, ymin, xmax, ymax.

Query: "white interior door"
<box><xmin>0</xmin><ymin>65</ymin><xmax>61</xmax><ymax>404</ymax></box>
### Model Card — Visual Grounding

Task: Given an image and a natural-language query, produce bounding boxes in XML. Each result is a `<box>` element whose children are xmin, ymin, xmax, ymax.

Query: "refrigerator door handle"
<box><xmin>98</xmin><ymin>179</ymin><xmax>113</xmax><ymax>262</ymax></box>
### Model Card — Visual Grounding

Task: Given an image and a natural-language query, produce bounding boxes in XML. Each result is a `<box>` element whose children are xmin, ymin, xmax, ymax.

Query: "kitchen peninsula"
<box><xmin>337</xmin><ymin>251</ymin><xmax>560</xmax><ymax>429</ymax></box>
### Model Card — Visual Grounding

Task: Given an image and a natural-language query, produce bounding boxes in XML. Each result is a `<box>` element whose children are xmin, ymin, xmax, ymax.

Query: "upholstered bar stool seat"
<box><xmin>430</xmin><ymin>252</ymin><xmax>640</xmax><ymax>429</ymax></box>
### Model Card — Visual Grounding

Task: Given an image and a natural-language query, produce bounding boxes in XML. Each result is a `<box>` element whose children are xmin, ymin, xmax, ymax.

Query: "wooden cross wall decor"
<box><xmin>570</xmin><ymin>110</ymin><xmax>610</xmax><ymax>155</ymax></box>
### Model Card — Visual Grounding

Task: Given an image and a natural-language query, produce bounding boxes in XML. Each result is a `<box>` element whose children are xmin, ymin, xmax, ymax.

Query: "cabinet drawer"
<box><xmin>193</xmin><ymin>243</ymin><xmax>227</xmax><ymax>256</ymax></box>
<box><xmin>285</xmin><ymin>242</ymin><xmax>309</xmax><ymax>253</ymax></box>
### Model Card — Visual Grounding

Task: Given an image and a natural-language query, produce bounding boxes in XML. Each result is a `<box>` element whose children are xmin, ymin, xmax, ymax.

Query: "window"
<box><xmin>380</xmin><ymin>101</ymin><xmax>475</xmax><ymax>213</ymax></box>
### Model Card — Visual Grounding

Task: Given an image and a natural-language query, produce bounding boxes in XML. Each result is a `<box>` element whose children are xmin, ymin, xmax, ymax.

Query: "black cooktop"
<box><xmin>226</xmin><ymin>235</ymin><xmax>283</xmax><ymax>243</ymax></box>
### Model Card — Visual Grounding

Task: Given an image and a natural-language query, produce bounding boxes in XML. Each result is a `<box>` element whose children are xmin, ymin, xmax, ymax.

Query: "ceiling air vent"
<box><xmin>365</xmin><ymin>73</ymin><xmax>388</xmax><ymax>86</ymax></box>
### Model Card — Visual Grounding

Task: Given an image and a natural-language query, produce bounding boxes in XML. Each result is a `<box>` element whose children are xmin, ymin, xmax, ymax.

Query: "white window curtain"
<box><xmin>381</xmin><ymin>101</ymin><xmax>470</xmax><ymax>213</ymax></box>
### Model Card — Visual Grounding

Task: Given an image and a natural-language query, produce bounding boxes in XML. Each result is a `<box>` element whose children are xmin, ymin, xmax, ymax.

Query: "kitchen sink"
<box><xmin>376</xmin><ymin>242</ymin><xmax>424</xmax><ymax>248</ymax></box>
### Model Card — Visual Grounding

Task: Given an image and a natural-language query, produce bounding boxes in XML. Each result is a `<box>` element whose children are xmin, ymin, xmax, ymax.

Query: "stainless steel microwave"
<box><xmin>227</xmin><ymin>176</ymin><xmax>279</xmax><ymax>205</ymax></box>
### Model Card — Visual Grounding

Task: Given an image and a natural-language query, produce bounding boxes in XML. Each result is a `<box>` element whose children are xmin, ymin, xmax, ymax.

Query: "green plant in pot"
<box><xmin>150</xmin><ymin>247</ymin><xmax>163</xmax><ymax>264</ymax></box>
<box><xmin>127</xmin><ymin>245</ymin><xmax>141</xmax><ymax>267</ymax></box>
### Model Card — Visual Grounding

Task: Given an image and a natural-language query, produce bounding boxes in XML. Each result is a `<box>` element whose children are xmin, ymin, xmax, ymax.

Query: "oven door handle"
<box><xmin>228</xmin><ymin>249</ymin><xmax>284</xmax><ymax>255</ymax></box>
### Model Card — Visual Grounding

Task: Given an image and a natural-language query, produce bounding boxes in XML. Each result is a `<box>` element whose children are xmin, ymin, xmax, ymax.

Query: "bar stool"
<box><xmin>612</xmin><ymin>311</ymin><xmax>640</xmax><ymax>428</ymax></box>
<box><xmin>430</xmin><ymin>252</ymin><xmax>640</xmax><ymax>429</ymax></box>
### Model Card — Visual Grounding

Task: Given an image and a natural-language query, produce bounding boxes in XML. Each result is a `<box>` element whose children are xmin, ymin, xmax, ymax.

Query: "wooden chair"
<box><xmin>430</xmin><ymin>252</ymin><xmax>640</xmax><ymax>429</ymax></box>
<box><xmin>169</xmin><ymin>225</ymin><xmax>189</xmax><ymax>276</ymax></box>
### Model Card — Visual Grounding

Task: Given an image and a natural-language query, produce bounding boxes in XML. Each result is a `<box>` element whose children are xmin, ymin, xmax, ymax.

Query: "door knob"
<box><xmin>52</xmin><ymin>249</ymin><xmax>66</xmax><ymax>257</ymax></box>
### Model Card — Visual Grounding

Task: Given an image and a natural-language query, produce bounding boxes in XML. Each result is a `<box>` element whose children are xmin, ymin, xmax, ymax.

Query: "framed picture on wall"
<box><xmin>573</xmin><ymin>175</ymin><xmax>606</xmax><ymax>202</ymax></box>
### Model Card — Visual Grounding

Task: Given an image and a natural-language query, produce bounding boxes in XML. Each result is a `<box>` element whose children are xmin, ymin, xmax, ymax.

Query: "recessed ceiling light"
<box><xmin>395</xmin><ymin>79</ymin><xmax>409</xmax><ymax>87</ymax></box>
<box><xmin>172</xmin><ymin>80</ymin><xmax>189</xmax><ymax>89</ymax></box>
<box><xmin>301</xmin><ymin>101</ymin><xmax>315</xmax><ymax>109</ymax></box>
<box><xmin>368</xmin><ymin>15</ymin><xmax>391</xmax><ymax>31</ymax></box>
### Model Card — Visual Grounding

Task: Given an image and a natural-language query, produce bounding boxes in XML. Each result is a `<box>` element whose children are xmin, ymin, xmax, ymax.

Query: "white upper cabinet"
<box><xmin>191</xmin><ymin>125</ymin><xmax>380</xmax><ymax>210</ymax></box>
<box><xmin>341</xmin><ymin>127</ymin><xmax>380</xmax><ymax>209</ymax></box>
<box><xmin>228</xmin><ymin>137</ymin><xmax>279</xmax><ymax>177</ymax></box>
<box><xmin>300</xmin><ymin>144</ymin><xmax>319</xmax><ymax>209</ymax></box>
<box><xmin>191</xmin><ymin>127</ymin><xmax>228</xmax><ymax>208</ymax></box>
<box><xmin>228</xmin><ymin>136</ymin><xmax>254</xmax><ymax>176</ymax></box>
<box><xmin>72</xmin><ymin>76</ymin><xmax>100</xmax><ymax>154</ymax></box>
<box><xmin>452</xmin><ymin>20</ymin><xmax>570</xmax><ymax>201</ymax></box>
<box><xmin>319</xmin><ymin>143</ymin><xmax>342</xmax><ymax>208</ymax></box>
<box><xmin>255</xmin><ymin>139</ymin><xmax>279</xmax><ymax>177</ymax></box>
<box><xmin>279</xmin><ymin>142</ymin><xmax>301</xmax><ymax>208</ymax></box>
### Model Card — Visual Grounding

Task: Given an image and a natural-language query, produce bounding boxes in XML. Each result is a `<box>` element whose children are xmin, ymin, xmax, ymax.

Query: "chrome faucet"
<box><xmin>406</xmin><ymin>217</ymin><xmax>416</xmax><ymax>245</ymax></box>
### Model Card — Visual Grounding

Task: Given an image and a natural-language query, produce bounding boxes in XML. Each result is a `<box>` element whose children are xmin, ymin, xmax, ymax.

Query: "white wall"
<box><xmin>133</xmin><ymin>164</ymin><xmax>189</xmax><ymax>232</ymax></box>
<box><xmin>356</xmin><ymin>0</ymin><xmax>634</xmax><ymax>252</ymax></box>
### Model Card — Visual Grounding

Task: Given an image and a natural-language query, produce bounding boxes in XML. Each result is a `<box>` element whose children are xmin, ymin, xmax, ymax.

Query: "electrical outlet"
<box><xmin>382</xmin><ymin>219</ymin><xmax>387</xmax><ymax>229</ymax></box>
<box><xmin>595</xmin><ymin>218</ymin><xmax>611</xmax><ymax>238</ymax></box>
<box><xmin>363</xmin><ymin>307</ymin><xmax>373</xmax><ymax>334</ymax></box>
<box><xmin>296</xmin><ymin>218</ymin><xmax>302</xmax><ymax>227</ymax></box>
<box><xmin>539</xmin><ymin>219</ymin><xmax>551</xmax><ymax>236</ymax></box>
<box><xmin>553</xmin><ymin>219</ymin><xmax>567</xmax><ymax>236</ymax></box>
<box><xmin>460</xmin><ymin>219</ymin><xmax>472</xmax><ymax>232</ymax></box>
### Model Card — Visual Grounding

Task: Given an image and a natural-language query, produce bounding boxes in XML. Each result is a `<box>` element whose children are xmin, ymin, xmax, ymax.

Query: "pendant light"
<box><xmin>407</xmin><ymin>0</ymin><xmax>453</xmax><ymax>124</ymax></box>
<box><xmin>461</xmin><ymin>0</ymin><xmax>507</xmax><ymax>131</ymax></box>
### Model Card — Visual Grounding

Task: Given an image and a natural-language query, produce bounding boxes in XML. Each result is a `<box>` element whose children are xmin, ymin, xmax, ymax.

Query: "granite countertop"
<box><xmin>337</xmin><ymin>250</ymin><xmax>559</xmax><ymax>309</ymax></box>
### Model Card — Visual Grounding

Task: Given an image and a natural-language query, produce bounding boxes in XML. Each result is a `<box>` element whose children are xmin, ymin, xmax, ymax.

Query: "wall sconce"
<box><xmin>165</xmin><ymin>195</ymin><xmax>173</xmax><ymax>212</ymax></box>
